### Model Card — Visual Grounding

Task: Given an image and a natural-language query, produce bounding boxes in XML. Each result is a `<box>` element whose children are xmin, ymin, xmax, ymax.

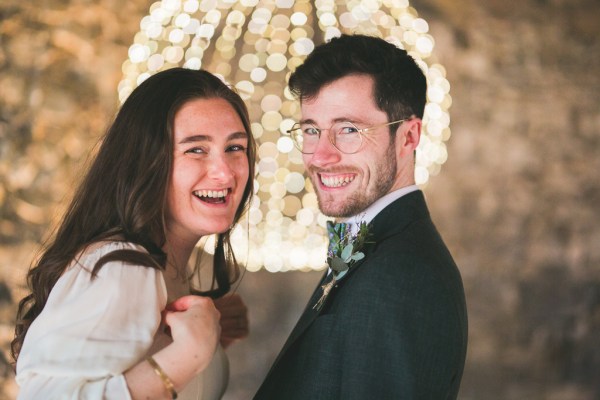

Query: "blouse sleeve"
<box><xmin>15</xmin><ymin>241</ymin><xmax>168</xmax><ymax>400</ymax></box>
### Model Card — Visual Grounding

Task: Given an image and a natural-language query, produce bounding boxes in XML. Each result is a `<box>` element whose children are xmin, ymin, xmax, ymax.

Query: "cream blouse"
<box><xmin>16</xmin><ymin>241</ymin><xmax>228</xmax><ymax>400</ymax></box>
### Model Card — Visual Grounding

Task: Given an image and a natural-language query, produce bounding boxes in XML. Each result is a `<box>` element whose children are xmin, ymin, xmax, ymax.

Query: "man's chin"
<box><xmin>314</xmin><ymin>185</ymin><xmax>367</xmax><ymax>216</ymax></box>
<box><xmin>317</xmin><ymin>199</ymin><xmax>353</xmax><ymax>218</ymax></box>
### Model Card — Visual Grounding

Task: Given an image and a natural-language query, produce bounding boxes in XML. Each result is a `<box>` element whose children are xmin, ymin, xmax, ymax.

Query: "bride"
<box><xmin>12</xmin><ymin>67</ymin><xmax>256</xmax><ymax>400</ymax></box>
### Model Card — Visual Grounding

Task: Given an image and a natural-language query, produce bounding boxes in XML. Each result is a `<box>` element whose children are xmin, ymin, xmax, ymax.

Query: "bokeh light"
<box><xmin>119</xmin><ymin>0</ymin><xmax>451</xmax><ymax>272</ymax></box>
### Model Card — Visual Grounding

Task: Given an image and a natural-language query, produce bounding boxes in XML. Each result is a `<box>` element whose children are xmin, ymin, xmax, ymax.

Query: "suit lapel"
<box><xmin>263</xmin><ymin>244</ymin><xmax>372</xmax><ymax>376</ymax></box>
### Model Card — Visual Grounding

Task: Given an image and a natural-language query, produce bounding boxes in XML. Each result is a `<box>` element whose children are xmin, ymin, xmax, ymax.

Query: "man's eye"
<box><xmin>337</xmin><ymin>125</ymin><xmax>359</xmax><ymax>135</ymax></box>
<box><xmin>303</xmin><ymin>127</ymin><xmax>320</xmax><ymax>136</ymax></box>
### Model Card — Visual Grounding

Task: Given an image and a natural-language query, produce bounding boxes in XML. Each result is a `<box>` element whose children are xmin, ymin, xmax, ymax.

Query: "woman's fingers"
<box><xmin>214</xmin><ymin>293</ymin><xmax>249</xmax><ymax>348</ymax></box>
<box><xmin>165</xmin><ymin>294</ymin><xmax>207</xmax><ymax>311</ymax></box>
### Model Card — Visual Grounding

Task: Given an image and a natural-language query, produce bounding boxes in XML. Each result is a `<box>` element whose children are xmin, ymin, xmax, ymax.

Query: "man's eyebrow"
<box><xmin>178</xmin><ymin>131</ymin><xmax>248</xmax><ymax>144</ymax></box>
<box><xmin>299</xmin><ymin>117</ymin><xmax>361</xmax><ymax>126</ymax></box>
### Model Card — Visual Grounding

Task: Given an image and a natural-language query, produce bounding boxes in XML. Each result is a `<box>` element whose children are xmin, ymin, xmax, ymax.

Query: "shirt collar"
<box><xmin>340</xmin><ymin>185</ymin><xmax>420</xmax><ymax>234</ymax></box>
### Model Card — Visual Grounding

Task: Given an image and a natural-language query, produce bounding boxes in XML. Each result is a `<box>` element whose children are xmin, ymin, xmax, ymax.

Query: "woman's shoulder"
<box><xmin>67</xmin><ymin>240</ymin><xmax>156</xmax><ymax>277</ymax></box>
<box><xmin>77</xmin><ymin>239</ymin><xmax>146</xmax><ymax>262</ymax></box>
<box><xmin>56</xmin><ymin>240</ymin><xmax>166</xmax><ymax>305</ymax></box>
<box><xmin>81</xmin><ymin>239</ymin><xmax>147</xmax><ymax>258</ymax></box>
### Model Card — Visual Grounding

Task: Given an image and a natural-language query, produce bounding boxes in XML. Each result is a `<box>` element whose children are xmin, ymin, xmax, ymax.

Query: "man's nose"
<box><xmin>306</xmin><ymin>131</ymin><xmax>341</xmax><ymax>167</ymax></box>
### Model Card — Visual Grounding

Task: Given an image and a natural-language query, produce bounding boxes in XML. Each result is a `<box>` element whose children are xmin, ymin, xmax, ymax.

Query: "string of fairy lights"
<box><xmin>118</xmin><ymin>0</ymin><xmax>452</xmax><ymax>272</ymax></box>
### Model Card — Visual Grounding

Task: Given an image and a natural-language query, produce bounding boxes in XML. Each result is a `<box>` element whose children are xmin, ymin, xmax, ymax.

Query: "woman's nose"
<box><xmin>207</xmin><ymin>155</ymin><xmax>235</xmax><ymax>182</ymax></box>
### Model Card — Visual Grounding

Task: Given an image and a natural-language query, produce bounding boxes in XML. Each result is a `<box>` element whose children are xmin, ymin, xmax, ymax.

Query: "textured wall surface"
<box><xmin>1</xmin><ymin>0</ymin><xmax>599</xmax><ymax>399</ymax></box>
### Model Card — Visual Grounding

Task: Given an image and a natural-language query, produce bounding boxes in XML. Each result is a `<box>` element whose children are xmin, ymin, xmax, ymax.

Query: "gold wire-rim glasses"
<box><xmin>285</xmin><ymin>119</ymin><xmax>407</xmax><ymax>154</ymax></box>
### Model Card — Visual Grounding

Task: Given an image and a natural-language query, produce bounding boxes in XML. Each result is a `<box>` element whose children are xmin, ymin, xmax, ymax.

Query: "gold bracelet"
<box><xmin>146</xmin><ymin>356</ymin><xmax>178</xmax><ymax>400</ymax></box>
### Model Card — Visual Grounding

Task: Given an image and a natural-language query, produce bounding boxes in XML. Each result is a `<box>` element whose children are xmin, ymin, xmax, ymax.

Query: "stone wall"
<box><xmin>423</xmin><ymin>0</ymin><xmax>600</xmax><ymax>398</ymax></box>
<box><xmin>1</xmin><ymin>0</ymin><xmax>599</xmax><ymax>399</ymax></box>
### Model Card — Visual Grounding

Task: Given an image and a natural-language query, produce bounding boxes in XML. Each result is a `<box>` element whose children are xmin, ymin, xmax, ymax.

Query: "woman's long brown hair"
<box><xmin>11</xmin><ymin>68</ymin><xmax>256</xmax><ymax>361</ymax></box>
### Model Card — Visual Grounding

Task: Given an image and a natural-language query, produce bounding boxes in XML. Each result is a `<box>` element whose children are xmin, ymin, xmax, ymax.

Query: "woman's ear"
<box><xmin>396</xmin><ymin>118</ymin><xmax>422</xmax><ymax>157</ymax></box>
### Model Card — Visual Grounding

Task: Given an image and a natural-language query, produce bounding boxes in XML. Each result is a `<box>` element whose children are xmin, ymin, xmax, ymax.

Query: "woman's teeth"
<box><xmin>195</xmin><ymin>189</ymin><xmax>228</xmax><ymax>198</ymax></box>
<box><xmin>320</xmin><ymin>175</ymin><xmax>355</xmax><ymax>188</ymax></box>
<box><xmin>194</xmin><ymin>190</ymin><xmax>228</xmax><ymax>203</ymax></box>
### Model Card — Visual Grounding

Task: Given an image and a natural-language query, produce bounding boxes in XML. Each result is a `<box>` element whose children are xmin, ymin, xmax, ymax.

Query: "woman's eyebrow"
<box><xmin>178</xmin><ymin>131</ymin><xmax>247</xmax><ymax>144</ymax></box>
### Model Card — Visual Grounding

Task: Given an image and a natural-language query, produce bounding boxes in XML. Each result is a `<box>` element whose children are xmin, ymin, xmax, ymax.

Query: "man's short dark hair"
<box><xmin>288</xmin><ymin>34</ymin><xmax>427</xmax><ymax>128</ymax></box>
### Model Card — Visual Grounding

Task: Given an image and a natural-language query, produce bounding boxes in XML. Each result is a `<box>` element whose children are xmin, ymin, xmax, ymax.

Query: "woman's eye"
<box><xmin>184</xmin><ymin>147</ymin><xmax>205</xmax><ymax>155</ymax></box>
<box><xmin>227</xmin><ymin>144</ymin><xmax>246</xmax><ymax>152</ymax></box>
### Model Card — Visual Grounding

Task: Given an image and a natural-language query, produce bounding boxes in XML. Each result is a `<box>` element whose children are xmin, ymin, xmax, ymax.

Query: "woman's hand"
<box><xmin>163</xmin><ymin>295</ymin><xmax>221</xmax><ymax>373</ymax></box>
<box><xmin>214</xmin><ymin>293</ymin><xmax>249</xmax><ymax>348</ymax></box>
<box><xmin>126</xmin><ymin>295</ymin><xmax>221</xmax><ymax>398</ymax></box>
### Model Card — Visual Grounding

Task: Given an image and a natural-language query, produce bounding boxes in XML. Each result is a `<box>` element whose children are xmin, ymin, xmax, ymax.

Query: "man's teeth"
<box><xmin>194</xmin><ymin>189</ymin><xmax>228</xmax><ymax>198</ymax></box>
<box><xmin>321</xmin><ymin>175</ymin><xmax>355</xmax><ymax>188</ymax></box>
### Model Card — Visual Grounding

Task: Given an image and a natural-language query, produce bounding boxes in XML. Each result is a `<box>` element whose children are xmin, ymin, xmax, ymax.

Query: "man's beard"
<box><xmin>314</xmin><ymin>144</ymin><xmax>397</xmax><ymax>218</ymax></box>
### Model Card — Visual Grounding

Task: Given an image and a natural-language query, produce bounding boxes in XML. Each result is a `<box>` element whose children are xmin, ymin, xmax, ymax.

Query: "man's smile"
<box><xmin>318</xmin><ymin>173</ymin><xmax>356</xmax><ymax>188</ymax></box>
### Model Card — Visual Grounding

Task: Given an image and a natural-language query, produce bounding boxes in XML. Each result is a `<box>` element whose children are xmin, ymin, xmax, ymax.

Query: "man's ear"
<box><xmin>396</xmin><ymin>118</ymin><xmax>422</xmax><ymax>157</ymax></box>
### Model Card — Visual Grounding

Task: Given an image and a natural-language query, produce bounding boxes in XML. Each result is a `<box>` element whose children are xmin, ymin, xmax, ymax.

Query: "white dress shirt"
<box><xmin>16</xmin><ymin>241</ymin><xmax>228</xmax><ymax>400</ymax></box>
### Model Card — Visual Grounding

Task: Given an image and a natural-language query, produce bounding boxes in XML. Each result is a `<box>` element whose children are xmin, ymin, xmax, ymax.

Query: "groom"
<box><xmin>254</xmin><ymin>34</ymin><xmax>468</xmax><ymax>399</ymax></box>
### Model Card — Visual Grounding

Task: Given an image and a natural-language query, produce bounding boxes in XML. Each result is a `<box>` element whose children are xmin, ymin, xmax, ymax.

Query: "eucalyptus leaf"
<box><xmin>341</xmin><ymin>243</ymin><xmax>354</xmax><ymax>261</ymax></box>
<box><xmin>330</xmin><ymin>257</ymin><xmax>349</xmax><ymax>272</ymax></box>
<box><xmin>350</xmin><ymin>252</ymin><xmax>365</xmax><ymax>261</ymax></box>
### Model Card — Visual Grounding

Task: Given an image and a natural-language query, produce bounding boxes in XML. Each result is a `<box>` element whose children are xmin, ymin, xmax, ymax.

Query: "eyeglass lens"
<box><xmin>291</xmin><ymin>122</ymin><xmax>362</xmax><ymax>154</ymax></box>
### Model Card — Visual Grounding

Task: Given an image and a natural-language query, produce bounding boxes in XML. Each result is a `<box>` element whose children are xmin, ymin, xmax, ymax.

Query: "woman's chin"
<box><xmin>200</xmin><ymin>220</ymin><xmax>236</xmax><ymax>237</ymax></box>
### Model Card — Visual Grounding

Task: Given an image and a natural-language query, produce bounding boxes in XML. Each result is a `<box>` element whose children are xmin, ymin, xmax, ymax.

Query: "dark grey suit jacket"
<box><xmin>254</xmin><ymin>191</ymin><xmax>468</xmax><ymax>400</ymax></box>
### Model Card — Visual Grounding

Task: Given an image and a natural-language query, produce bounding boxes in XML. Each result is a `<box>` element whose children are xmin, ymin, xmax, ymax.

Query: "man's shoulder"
<box><xmin>368</xmin><ymin>191</ymin><xmax>431</xmax><ymax>236</ymax></box>
<box><xmin>349</xmin><ymin>220</ymin><xmax>462</xmax><ymax>295</ymax></box>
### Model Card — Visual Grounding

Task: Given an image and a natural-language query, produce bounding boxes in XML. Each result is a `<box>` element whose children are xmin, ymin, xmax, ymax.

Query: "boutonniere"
<box><xmin>313</xmin><ymin>221</ymin><xmax>372</xmax><ymax>310</ymax></box>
